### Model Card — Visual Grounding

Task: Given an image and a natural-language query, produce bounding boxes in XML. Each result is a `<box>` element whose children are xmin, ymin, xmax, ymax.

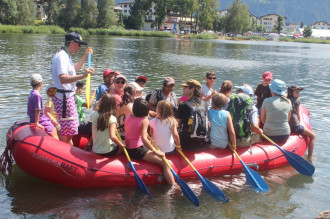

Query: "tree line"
<box><xmin>0</xmin><ymin>0</ymin><xmax>285</xmax><ymax>34</ymax></box>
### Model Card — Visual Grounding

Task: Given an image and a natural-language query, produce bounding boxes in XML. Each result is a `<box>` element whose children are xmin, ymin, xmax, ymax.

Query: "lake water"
<box><xmin>0</xmin><ymin>34</ymin><xmax>329</xmax><ymax>218</ymax></box>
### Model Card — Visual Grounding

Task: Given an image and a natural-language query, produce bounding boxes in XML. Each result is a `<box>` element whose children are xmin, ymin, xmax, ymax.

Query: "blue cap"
<box><xmin>270</xmin><ymin>79</ymin><xmax>286</xmax><ymax>95</ymax></box>
<box><xmin>65</xmin><ymin>32</ymin><xmax>87</xmax><ymax>45</ymax></box>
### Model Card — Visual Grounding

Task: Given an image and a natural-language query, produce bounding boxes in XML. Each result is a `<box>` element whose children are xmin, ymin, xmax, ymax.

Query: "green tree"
<box><xmin>59</xmin><ymin>0</ymin><xmax>81</xmax><ymax>30</ymax></box>
<box><xmin>16</xmin><ymin>0</ymin><xmax>35</xmax><ymax>25</ymax></box>
<box><xmin>256</xmin><ymin>24</ymin><xmax>265</xmax><ymax>32</ymax></box>
<box><xmin>172</xmin><ymin>0</ymin><xmax>198</xmax><ymax>32</ymax></box>
<box><xmin>45</xmin><ymin>0</ymin><xmax>62</xmax><ymax>25</ymax></box>
<box><xmin>0</xmin><ymin>0</ymin><xmax>19</xmax><ymax>24</ymax></box>
<box><xmin>97</xmin><ymin>0</ymin><xmax>116</xmax><ymax>28</ymax></box>
<box><xmin>303</xmin><ymin>25</ymin><xmax>312</xmax><ymax>38</ymax></box>
<box><xmin>79</xmin><ymin>0</ymin><xmax>98</xmax><ymax>28</ymax></box>
<box><xmin>153</xmin><ymin>0</ymin><xmax>168</xmax><ymax>30</ymax></box>
<box><xmin>127</xmin><ymin>0</ymin><xmax>151</xmax><ymax>30</ymax></box>
<box><xmin>275</xmin><ymin>15</ymin><xmax>284</xmax><ymax>33</ymax></box>
<box><xmin>213</xmin><ymin>13</ymin><xmax>226</xmax><ymax>32</ymax></box>
<box><xmin>225</xmin><ymin>0</ymin><xmax>250</xmax><ymax>34</ymax></box>
<box><xmin>198</xmin><ymin>0</ymin><xmax>218</xmax><ymax>31</ymax></box>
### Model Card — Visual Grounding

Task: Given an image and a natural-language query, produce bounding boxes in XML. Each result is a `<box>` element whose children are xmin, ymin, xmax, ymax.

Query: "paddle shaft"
<box><xmin>86</xmin><ymin>50</ymin><xmax>91</xmax><ymax>108</ymax></box>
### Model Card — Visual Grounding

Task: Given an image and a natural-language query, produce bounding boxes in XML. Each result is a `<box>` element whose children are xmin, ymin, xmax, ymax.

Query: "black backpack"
<box><xmin>186</xmin><ymin>100</ymin><xmax>209</xmax><ymax>139</ymax></box>
<box><xmin>227</xmin><ymin>93</ymin><xmax>252</xmax><ymax>139</ymax></box>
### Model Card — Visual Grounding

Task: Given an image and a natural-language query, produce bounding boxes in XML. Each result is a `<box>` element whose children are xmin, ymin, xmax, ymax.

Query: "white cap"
<box><xmin>30</xmin><ymin>74</ymin><xmax>43</xmax><ymax>84</ymax></box>
<box><xmin>235</xmin><ymin>85</ymin><xmax>253</xmax><ymax>96</ymax></box>
<box><xmin>129</xmin><ymin>82</ymin><xmax>144</xmax><ymax>91</ymax></box>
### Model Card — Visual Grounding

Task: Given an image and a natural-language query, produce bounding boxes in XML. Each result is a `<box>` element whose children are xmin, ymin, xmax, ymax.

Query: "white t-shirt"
<box><xmin>149</xmin><ymin>118</ymin><xmax>175</xmax><ymax>153</ymax></box>
<box><xmin>51</xmin><ymin>49</ymin><xmax>76</xmax><ymax>99</ymax></box>
<box><xmin>201</xmin><ymin>84</ymin><xmax>213</xmax><ymax>109</ymax></box>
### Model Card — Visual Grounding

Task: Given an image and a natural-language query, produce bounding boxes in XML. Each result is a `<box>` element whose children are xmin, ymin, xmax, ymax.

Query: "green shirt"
<box><xmin>76</xmin><ymin>95</ymin><xmax>85</xmax><ymax>123</ymax></box>
<box><xmin>91</xmin><ymin>111</ymin><xmax>117</xmax><ymax>154</ymax></box>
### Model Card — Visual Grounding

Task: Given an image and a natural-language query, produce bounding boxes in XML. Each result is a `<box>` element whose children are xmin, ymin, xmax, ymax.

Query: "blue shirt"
<box><xmin>96</xmin><ymin>84</ymin><xmax>108</xmax><ymax>101</ymax></box>
<box><xmin>208</xmin><ymin>109</ymin><xmax>229</xmax><ymax>149</ymax></box>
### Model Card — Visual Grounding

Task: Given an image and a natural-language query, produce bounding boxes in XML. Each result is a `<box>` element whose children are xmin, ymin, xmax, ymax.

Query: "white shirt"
<box><xmin>149</xmin><ymin>118</ymin><xmax>175</xmax><ymax>153</ymax></box>
<box><xmin>201</xmin><ymin>84</ymin><xmax>213</xmax><ymax>109</ymax></box>
<box><xmin>51</xmin><ymin>49</ymin><xmax>76</xmax><ymax>99</ymax></box>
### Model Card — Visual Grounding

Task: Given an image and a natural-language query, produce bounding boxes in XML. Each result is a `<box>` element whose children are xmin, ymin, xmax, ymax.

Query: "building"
<box><xmin>285</xmin><ymin>23</ymin><xmax>299</xmax><ymax>34</ymax></box>
<box><xmin>259</xmin><ymin>14</ymin><xmax>286</xmax><ymax>32</ymax></box>
<box><xmin>34</xmin><ymin>0</ymin><xmax>47</xmax><ymax>21</ymax></box>
<box><xmin>310</xmin><ymin>21</ymin><xmax>329</xmax><ymax>30</ymax></box>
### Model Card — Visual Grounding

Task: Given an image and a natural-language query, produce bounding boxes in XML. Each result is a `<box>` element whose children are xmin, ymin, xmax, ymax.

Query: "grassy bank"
<box><xmin>0</xmin><ymin>25</ymin><xmax>66</xmax><ymax>34</ymax></box>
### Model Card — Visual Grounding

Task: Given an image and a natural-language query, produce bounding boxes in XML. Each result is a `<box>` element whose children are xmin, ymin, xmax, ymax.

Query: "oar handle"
<box><xmin>147</xmin><ymin>135</ymin><xmax>172</xmax><ymax>169</ymax></box>
<box><xmin>177</xmin><ymin>149</ymin><xmax>197</xmax><ymax>172</ymax></box>
<box><xmin>261</xmin><ymin>134</ymin><xmax>276</xmax><ymax>145</ymax></box>
<box><xmin>115</xmin><ymin>129</ymin><xmax>131</xmax><ymax>162</ymax></box>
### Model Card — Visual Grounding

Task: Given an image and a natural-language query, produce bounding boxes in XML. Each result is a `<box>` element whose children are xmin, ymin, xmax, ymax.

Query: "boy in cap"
<box><xmin>51</xmin><ymin>32</ymin><xmax>95</xmax><ymax>144</ymax></box>
<box><xmin>254</xmin><ymin>71</ymin><xmax>273</xmax><ymax>114</ymax></box>
<box><xmin>27</xmin><ymin>74</ymin><xmax>58</xmax><ymax>139</ymax></box>
<box><xmin>135</xmin><ymin>75</ymin><xmax>147</xmax><ymax>99</ymax></box>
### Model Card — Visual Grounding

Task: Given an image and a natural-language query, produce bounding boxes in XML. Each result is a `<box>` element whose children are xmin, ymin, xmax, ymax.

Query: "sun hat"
<box><xmin>115</xmin><ymin>74</ymin><xmax>127</xmax><ymax>82</ymax></box>
<box><xmin>135</xmin><ymin>75</ymin><xmax>148</xmax><ymax>83</ymax></box>
<box><xmin>103</xmin><ymin>69</ymin><xmax>115</xmax><ymax>77</ymax></box>
<box><xmin>236</xmin><ymin>85</ymin><xmax>253</xmax><ymax>96</ymax></box>
<box><xmin>262</xmin><ymin>71</ymin><xmax>273</xmax><ymax>80</ymax></box>
<box><xmin>30</xmin><ymin>74</ymin><xmax>43</xmax><ymax>84</ymax></box>
<box><xmin>181</xmin><ymin>79</ymin><xmax>202</xmax><ymax>90</ymax></box>
<box><xmin>65</xmin><ymin>32</ymin><xmax>87</xmax><ymax>45</ymax></box>
<box><xmin>163</xmin><ymin>77</ymin><xmax>175</xmax><ymax>86</ymax></box>
<box><xmin>269</xmin><ymin>79</ymin><xmax>286</xmax><ymax>95</ymax></box>
<box><xmin>129</xmin><ymin>82</ymin><xmax>144</xmax><ymax>91</ymax></box>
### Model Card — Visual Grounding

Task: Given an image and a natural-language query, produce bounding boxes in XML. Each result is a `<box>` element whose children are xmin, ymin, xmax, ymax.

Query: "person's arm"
<box><xmin>288</xmin><ymin>110</ymin><xmax>292</xmax><ymax>123</ymax></box>
<box><xmin>297</xmin><ymin>102</ymin><xmax>301</xmax><ymax>122</ymax></box>
<box><xmin>201</xmin><ymin>90</ymin><xmax>215</xmax><ymax>102</ymax></box>
<box><xmin>260</xmin><ymin>108</ymin><xmax>266</xmax><ymax>124</ymax></box>
<box><xmin>74</xmin><ymin>47</ymin><xmax>93</xmax><ymax>72</ymax></box>
<box><xmin>141</xmin><ymin>118</ymin><xmax>164</xmax><ymax>156</ymax></box>
<box><xmin>227</xmin><ymin>113</ymin><xmax>236</xmax><ymax>150</ymax></box>
<box><xmin>44</xmin><ymin>107</ymin><xmax>60</xmax><ymax>130</ymax></box>
<box><xmin>59</xmin><ymin>67</ymin><xmax>95</xmax><ymax>84</ymax></box>
<box><xmin>251</xmin><ymin>123</ymin><xmax>263</xmax><ymax>135</ymax></box>
<box><xmin>109</xmin><ymin>123</ymin><xmax>125</xmax><ymax>148</ymax></box>
<box><xmin>170</xmin><ymin>122</ymin><xmax>181</xmax><ymax>149</ymax></box>
<box><xmin>34</xmin><ymin>109</ymin><xmax>44</xmax><ymax>129</ymax></box>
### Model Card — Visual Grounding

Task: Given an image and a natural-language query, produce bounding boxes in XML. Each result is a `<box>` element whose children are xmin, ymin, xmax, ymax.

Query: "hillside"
<box><xmin>115</xmin><ymin>0</ymin><xmax>330</xmax><ymax>24</ymax></box>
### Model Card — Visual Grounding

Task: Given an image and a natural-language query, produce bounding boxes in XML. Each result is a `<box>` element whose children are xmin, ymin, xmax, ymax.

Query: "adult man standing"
<box><xmin>148</xmin><ymin>77</ymin><xmax>177</xmax><ymax>115</ymax></box>
<box><xmin>176</xmin><ymin>79</ymin><xmax>209</xmax><ymax>150</ymax></box>
<box><xmin>51</xmin><ymin>32</ymin><xmax>95</xmax><ymax>144</ymax></box>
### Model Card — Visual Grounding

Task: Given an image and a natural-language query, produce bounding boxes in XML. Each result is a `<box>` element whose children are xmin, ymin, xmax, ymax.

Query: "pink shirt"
<box><xmin>124</xmin><ymin>114</ymin><xmax>144</xmax><ymax>149</ymax></box>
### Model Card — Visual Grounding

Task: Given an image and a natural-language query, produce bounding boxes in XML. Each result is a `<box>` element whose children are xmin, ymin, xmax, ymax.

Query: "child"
<box><xmin>44</xmin><ymin>84</ymin><xmax>60</xmax><ymax>132</ymax></box>
<box><xmin>90</xmin><ymin>93</ymin><xmax>124</xmax><ymax>156</ymax></box>
<box><xmin>255</xmin><ymin>71</ymin><xmax>273</xmax><ymax>114</ymax></box>
<box><xmin>219</xmin><ymin>80</ymin><xmax>233</xmax><ymax>109</ymax></box>
<box><xmin>27</xmin><ymin>74</ymin><xmax>58</xmax><ymax>139</ymax></box>
<box><xmin>208</xmin><ymin>93</ymin><xmax>236</xmax><ymax>150</ymax></box>
<box><xmin>76</xmin><ymin>81</ymin><xmax>96</xmax><ymax>134</ymax></box>
<box><xmin>201</xmin><ymin>71</ymin><xmax>216</xmax><ymax>109</ymax></box>
<box><xmin>125</xmin><ymin>98</ymin><xmax>175</xmax><ymax>185</ymax></box>
<box><xmin>149</xmin><ymin>100</ymin><xmax>181</xmax><ymax>154</ymax></box>
<box><xmin>287</xmin><ymin>85</ymin><xmax>316</xmax><ymax>159</ymax></box>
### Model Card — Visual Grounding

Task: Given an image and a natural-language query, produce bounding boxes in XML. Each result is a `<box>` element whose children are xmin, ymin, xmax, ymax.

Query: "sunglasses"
<box><xmin>116</xmin><ymin>80</ymin><xmax>126</xmax><ymax>84</ymax></box>
<box><xmin>207</xmin><ymin>77</ymin><xmax>216</xmax><ymax>80</ymax></box>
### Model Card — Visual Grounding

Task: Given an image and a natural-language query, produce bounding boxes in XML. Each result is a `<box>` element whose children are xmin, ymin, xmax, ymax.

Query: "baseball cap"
<box><xmin>236</xmin><ymin>85</ymin><xmax>253</xmax><ymax>96</ymax></box>
<box><xmin>270</xmin><ymin>79</ymin><xmax>286</xmax><ymax>95</ymax></box>
<box><xmin>103</xmin><ymin>69</ymin><xmax>115</xmax><ymax>77</ymax></box>
<box><xmin>163</xmin><ymin>77</ymin><xmax>175</xmax><ymax>86</ymax></box>
<box><xmin>135</xmin><ymin>75</ymin><xmax>148</xmax><ymax>82</ymax></box>
<box><xmin>129</xmin><ymin>82</ymin><xmax>144</xmax><ymax>91</ymax></box>
<box><xmin>65</xmin><ymin>32</ymin><xmax>87</xmax><ymax>45</ymax></box>
<box><xmin>115</xmin><ymin>74</ymin><xmax>127</xmax><ymax>82</ymax></box>
<box><xmin>181</xmin><ymin>79</ymin><xmax>202</xmax><ymax>90</ymax></box>
<box><xmin>30</xmin><ymin>74</ymin><xmax>43</xmax><ymax>84</ymax></box>
<box><xmin>288</xmin><ymin>85</ymin><xmax>303</xmax><ymax>92</ymax></box>
<box><xmin>262</xmin><ymin>71</ymin><xmax>273</xmax><ymax>80</ymax></box>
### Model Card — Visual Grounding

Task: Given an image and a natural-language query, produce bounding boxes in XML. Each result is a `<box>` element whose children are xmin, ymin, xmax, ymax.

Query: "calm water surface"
<box><xmin>0</xmin><ymin>34</ymin><xmax>329</xmax><ymax>218</ymax></box>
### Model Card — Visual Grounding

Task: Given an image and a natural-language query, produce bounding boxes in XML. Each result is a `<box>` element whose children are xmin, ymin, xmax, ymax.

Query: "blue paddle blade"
<box><xmin>129</xmin><ymin>161</ymin><xmax>153</xmax><ymax>197</ymax></box>
<box><xmin>274</xmin><ymin>144</ymin><xmax>315</xmax><ymax>176</ymax></box>
<box><xmin>88</xmin><ymin>53</ymin><xmax>91</xmax><ymax>67</ymax></box>
<box><xmin>171</xmin><ymin>169</ymin><xmax>200</xmax><ymax>206</ymax></box>
<box><xmin>241</xmin><ymin>162</ymin><xmax>269</xmax><ymax>193</ymax></box>
<box><xmin>195</xmin><ymin>171</ymin><xmax>229</xmax><ymax>203</ymax></box>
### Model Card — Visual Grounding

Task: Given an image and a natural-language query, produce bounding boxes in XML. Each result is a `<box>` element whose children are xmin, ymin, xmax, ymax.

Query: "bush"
<box><xmin>0</xmin><ymin>25</ymin><xmax>65</xmax><ymax>34</ymax></box>
<box><xmin>69</xmin><ymin>27</ymin><xmax>88</xmax><ymax>35</ymax></box>
<box><xmin>188</xmin><ymin>33</ymin><xmax>218</xmax><ymax>39</ymax></box>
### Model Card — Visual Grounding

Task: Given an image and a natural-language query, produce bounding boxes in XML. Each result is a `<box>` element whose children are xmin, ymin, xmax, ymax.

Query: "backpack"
<box><xmin>227</xmin><ymin>93</ymin><xmax>252</xmax><ymax>139</ymax></box>
<box><xmin>186</xmin><ymin>100</ymin><xmax>209</xmax><ymax>139</ymax></box>
<box><xmin>145</xmin><ymin>89</ymin><xmax>163</xmax><ymax>103</ymax></box>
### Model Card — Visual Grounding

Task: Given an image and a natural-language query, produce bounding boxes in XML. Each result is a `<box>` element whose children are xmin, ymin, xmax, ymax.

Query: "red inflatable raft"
<box><xmin>2</xmin><ymin>106</ymin><xmax>312</xmax><ymax>188</ymax></box>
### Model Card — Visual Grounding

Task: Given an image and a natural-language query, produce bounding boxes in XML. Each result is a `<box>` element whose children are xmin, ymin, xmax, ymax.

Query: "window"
<box><xmin>124</xmin><ymin>10</ymin><xmax>127</xmax><ymax>13</ymax></box>
<box><xmin>124</xmin><ymin>4</ymin><xmax>127</xmax><ymax>7</ymax></box>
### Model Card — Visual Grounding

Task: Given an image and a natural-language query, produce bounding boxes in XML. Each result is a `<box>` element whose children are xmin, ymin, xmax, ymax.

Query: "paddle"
<box><xmin>115</xmin><ymin>130</ymin><xmax>152</xmax><ymax>197</ymax></box>
<box><xmin>147</xmin><ymin>135</ymin><xmax>199</xmax><ymax>206</ymax></box>
<box><xmin>232</xmin><ymin>149</ymin><xmax>269</xmax><ymax>193</ymax></box>
<box><xmin>86</xmin><ymin>49</ymin><xmax>91</xmax><ymax>108</ymax></box>
<box><xmin>177</xmin><ymin>149</ymin><xmax>229</xmax><ymax>202</ymax></box>
<box><xmin>262</xmin><ymin>134</ymin><xmax>315</xmax><ymax>176</ymax></box>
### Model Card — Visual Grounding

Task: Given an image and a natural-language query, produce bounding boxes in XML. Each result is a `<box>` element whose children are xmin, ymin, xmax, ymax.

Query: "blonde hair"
<box><xmin>156</xmin><ymin>100</ymin><xmax>177</xmax><ymax>127</ymax></box>
<box><xmin>212</xmin><ymin>93</ymin><xmax>227</xmax><ymax>109</ymax></box>
<box><xmin>220</xmin><ymin>80</ymin><xmax>233</xmax><ymax>94</ymax></box>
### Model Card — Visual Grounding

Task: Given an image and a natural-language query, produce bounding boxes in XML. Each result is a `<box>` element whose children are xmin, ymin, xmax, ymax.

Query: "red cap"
<box><xmin>103</xmin><ymin>69</ymin><xmax>115</xmax><ymax>77</ymax></box>
<box><xmin>262</xmin><ymin>71</ymin><xmax>273</xmax><ymax>80</ymax></box>
<box><xmin>135</xmin><ymin>75</ymin><xmax>148</xmax><ymax>82</ymax></box>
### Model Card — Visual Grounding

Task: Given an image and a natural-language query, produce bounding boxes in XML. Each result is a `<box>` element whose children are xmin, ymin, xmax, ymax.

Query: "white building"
<box><xmin>310</xmin><ymin>21</ymin><xmax>329</xmax><ymax>30</ymax></box>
